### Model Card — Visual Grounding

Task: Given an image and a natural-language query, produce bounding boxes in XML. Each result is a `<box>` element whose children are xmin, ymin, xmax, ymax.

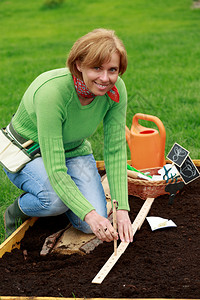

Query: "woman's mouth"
<box><xmin>94</xmin><ymin>82</ymin><xmax>109</xmax><ymax>90</ymax></box>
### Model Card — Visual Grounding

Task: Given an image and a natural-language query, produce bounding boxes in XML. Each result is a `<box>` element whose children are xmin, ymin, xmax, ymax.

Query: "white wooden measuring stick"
<box><xmin>92</xmin><ymin>197</ymin><xmax>155</xmax><ymax>284</ymax></box>
<box><xmin>112</xmin><ymin>200</ymin><xmax>118</xmax><ymax>256</ymax></box>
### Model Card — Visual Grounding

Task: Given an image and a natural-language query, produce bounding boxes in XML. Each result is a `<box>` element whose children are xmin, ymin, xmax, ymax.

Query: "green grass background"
<box><xmin>0</xmin><ymin>0</ymin><xmax>200</xmax><ymax>242</ymax></box>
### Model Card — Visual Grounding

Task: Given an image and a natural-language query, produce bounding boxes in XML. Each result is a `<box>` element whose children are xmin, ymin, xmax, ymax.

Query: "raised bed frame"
<box><xmin>1</xmin><ymin>159</ymin><xmax>200</xmax><ymax>300</ymax></box>
<box><xmin>0</xmin><ymin>298</ymin><xmax>194</xmax><ymax>300</ymax></box>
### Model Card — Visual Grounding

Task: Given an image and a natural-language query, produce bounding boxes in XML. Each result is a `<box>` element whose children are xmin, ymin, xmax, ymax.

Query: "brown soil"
<box><xmin>0</xmin><ymin>175</ymin><xmax>200</xmax><ymax>298</ymax></box>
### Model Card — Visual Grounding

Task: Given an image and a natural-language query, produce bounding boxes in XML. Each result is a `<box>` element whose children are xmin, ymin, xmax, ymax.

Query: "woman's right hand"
<box><xmin>84</xmin><ymin>210</ymin><xmax>118</xmax><ymax>242</ymax></box>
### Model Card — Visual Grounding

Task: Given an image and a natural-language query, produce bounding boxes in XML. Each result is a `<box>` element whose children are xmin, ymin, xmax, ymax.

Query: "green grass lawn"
<box><xmin>0</xmin><ymin>0</ymin><xmax>200</xmax><ymax>242</ymax></box>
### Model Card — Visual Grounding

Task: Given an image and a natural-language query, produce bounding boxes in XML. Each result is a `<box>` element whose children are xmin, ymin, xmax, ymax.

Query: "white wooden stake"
<box><xmin>113</xmin><ymin>200</ymin><xmax>117</xmax><ymax>256</ymax></box>
<box><xmin>92</xmin><ymin>197</ymin><xmax>155</xmax><ymax>284</ymax></box>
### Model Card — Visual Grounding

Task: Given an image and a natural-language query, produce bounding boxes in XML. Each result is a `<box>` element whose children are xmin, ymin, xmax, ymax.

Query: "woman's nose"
<box><xmin>99</xmin><ymin>71</ymin><xmax>109</xmax><ymax>82</ymax></box>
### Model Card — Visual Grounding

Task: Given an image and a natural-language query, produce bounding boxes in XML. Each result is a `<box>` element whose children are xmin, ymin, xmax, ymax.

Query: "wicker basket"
<box><xmin>128</xmin><ymin>167</ymin><xmax>183</xmax><ymax>200</ymax></box>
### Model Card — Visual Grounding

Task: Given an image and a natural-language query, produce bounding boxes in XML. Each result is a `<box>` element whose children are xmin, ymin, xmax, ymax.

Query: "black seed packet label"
<box><xmin>167</xmin><ymin>143</ymin><xmax>189</xmax><ymax>167</ymax></box>
<box><xmin>176</xmin><ymin>156</ymin><xmax>200</xmax><ymax>184</ymax></box>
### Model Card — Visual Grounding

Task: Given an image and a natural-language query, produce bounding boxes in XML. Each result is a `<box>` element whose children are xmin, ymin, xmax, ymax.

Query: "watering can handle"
<box><xmin>132</xmin><ymin>113</ymin><xmax>166</xmax><ymax>136</ymax></box>
<box><xmin>132</xmin><ymin>113</ymin><xmax>166</xmax><ymax>160</ymax></box>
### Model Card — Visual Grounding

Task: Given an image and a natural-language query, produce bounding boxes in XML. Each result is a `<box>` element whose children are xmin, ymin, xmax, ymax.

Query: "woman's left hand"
<box><xmin>116</xmin><ymin>210</ymin><xmax>133</xmax><ymax>243</ymax></box>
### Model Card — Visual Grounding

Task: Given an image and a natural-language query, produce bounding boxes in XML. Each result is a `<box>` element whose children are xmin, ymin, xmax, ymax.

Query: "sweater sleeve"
<box><xmin>103</xmin><ymin>77</ymin><xmax>129</xmax><ymax>211</ymax></box>
<box><xmin>34</xmin><ymin>84</ymin><xmax>95</xmax><ymax>220</ymax></box>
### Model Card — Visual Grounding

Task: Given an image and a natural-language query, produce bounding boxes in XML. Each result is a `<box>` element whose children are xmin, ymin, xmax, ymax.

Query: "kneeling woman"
<box><xmin>3</xmin><ymin>28</ymin><xmax>133</xmax><ymax>243</ymax></box>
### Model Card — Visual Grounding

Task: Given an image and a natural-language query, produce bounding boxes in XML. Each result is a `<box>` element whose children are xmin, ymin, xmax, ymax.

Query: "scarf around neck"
<box><xmin>73</xmin><ymin>75</ymin><xmax>119</xmax><ymax>103</ymax></box>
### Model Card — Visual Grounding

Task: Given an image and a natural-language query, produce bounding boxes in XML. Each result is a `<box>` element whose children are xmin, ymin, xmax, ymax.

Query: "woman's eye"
<box><xmin>94</xmin><ymin>67</ymin><xmax>100</xmax><ymax>70</ymax></box>
<box><xmin>110</xmin><ymin>68</ymin><xmax>118</xmax><ymax>72</ymax></box>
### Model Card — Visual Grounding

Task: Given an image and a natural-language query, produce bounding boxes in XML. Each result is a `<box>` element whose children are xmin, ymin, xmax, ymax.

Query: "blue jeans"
<box><xmin>4</xmin><ymin>154</ymin><xmax>107</xmax><ymax>233</ymax></box>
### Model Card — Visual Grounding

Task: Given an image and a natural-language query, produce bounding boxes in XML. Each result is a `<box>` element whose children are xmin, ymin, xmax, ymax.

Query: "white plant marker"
<box><xmin>112</xmin><ymin>200</ymin><xmax>118</xmax><ymax>256</ymax></box>
<box><xmin>92</xmin><ymin>197</ymin><xmax>155</xmax><ymax>284</ymax></box>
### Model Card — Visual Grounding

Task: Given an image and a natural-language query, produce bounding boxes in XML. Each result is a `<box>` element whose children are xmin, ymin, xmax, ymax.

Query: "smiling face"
<box><xmin>76</xmin><ymin>52</ymin><xmax>120</xmax><ymax>96</ymax></box>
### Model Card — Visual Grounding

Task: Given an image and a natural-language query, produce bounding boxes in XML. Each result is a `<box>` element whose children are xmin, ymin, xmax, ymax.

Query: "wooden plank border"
<box><xmin>96</xmin><ymin>159</ymin><xmax>200</xmax><ymax>170</ymax></box>
<box><xmin>0</xmin><ymin>297</ymin><xmax>196</xmax><ymax>300</ymax></box>
<box><xmin>0</xmin><ymin>217</ymin><xmax>38</xmax><ymax>258</ymax></box>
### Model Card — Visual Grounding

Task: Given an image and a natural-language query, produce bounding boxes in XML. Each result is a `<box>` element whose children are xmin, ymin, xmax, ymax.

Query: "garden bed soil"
<box><xmin>0</xmin><ymin>175</ymin><xmax>200</xmax><ymax>298</ymax></box>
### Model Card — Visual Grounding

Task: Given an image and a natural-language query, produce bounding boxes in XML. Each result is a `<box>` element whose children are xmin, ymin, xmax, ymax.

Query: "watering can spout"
<box><xmin>126</xmin><ymin>113</ymin><xmax>166</xmax><ymax>169</ymax></box>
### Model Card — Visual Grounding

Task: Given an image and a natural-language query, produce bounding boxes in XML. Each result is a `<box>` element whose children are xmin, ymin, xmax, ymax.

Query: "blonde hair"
<box><xmin>67</xmin><ymin>28</ymin><xmax>127</xmax><ymax>80</ymax></box>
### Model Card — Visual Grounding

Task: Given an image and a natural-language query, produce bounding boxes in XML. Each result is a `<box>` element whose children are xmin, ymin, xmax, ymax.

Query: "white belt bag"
<box><xmin>0</xmin><ymin>128</ymin><xmax>34</xmax><ymax>173</ymax></box>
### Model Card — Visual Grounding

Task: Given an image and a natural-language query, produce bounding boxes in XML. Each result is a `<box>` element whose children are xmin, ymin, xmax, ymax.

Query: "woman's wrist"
<box><xmin>84</xmin><ymin>209</ymin><xmax>96</xmax><ymax>223</ymax></box>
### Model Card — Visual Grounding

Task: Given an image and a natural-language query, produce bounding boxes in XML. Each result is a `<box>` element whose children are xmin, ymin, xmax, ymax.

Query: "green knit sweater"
<box><xmin>12</xmin><ymin>68</ymin><xmax>129</xmax><ymax>220</ymax></box>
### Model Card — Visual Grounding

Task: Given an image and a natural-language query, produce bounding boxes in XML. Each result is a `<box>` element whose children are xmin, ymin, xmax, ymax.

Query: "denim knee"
<box><xmin>37</xmin><ymin>190</ymin><xmax>67</xmax><ymax>214</ymax></box>
<box><xmin>19</xmin><ymin>189</ymin><xmax>68</xmax><ymax>217</ymax></box>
